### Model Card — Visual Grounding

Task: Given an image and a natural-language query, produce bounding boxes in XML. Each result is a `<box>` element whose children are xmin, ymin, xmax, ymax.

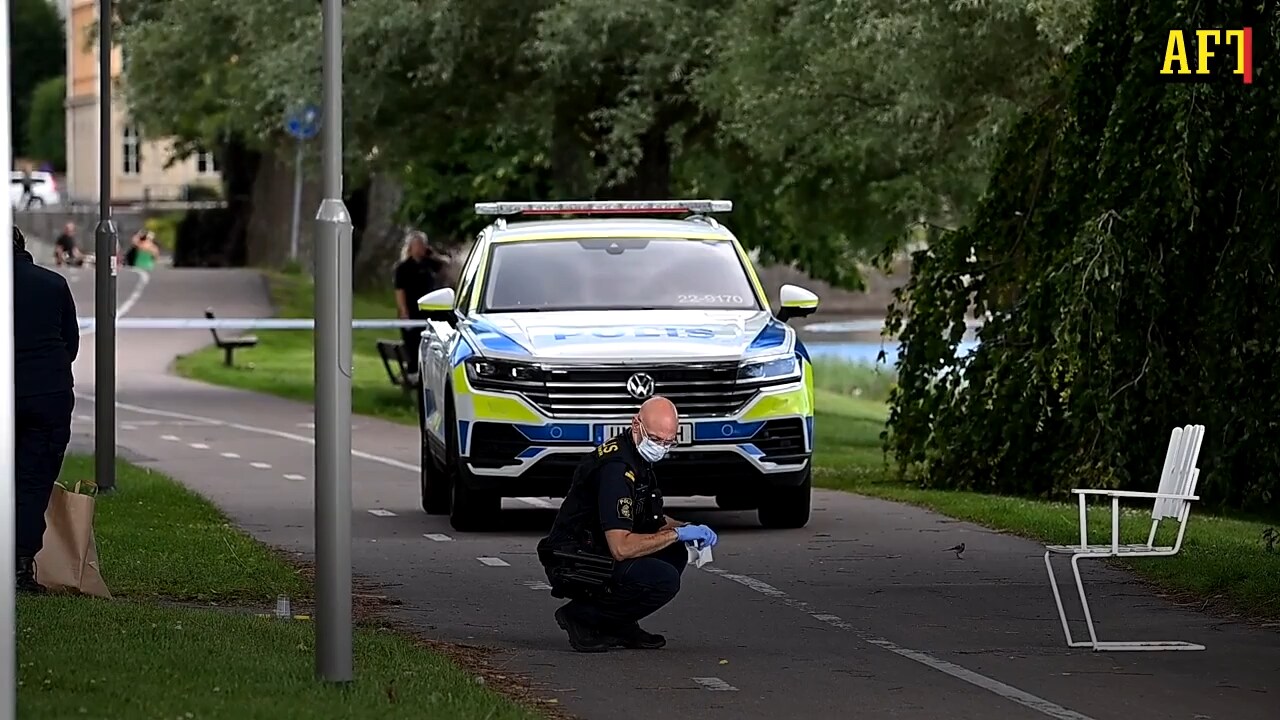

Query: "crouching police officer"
<box><xmin>537</xmin><ymin>396</ymin><xmax>718</xmax><ymax>652</ymax></box>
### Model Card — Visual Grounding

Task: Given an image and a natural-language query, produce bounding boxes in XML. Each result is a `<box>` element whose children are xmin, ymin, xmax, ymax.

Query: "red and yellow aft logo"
<box><xmin>1161</xmin><ymin>28</ymin><xmax>1254</xmax><ymax>84</ymax></box>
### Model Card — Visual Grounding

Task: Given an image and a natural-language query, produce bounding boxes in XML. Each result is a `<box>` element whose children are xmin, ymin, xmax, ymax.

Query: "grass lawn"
<box><xmin>175</xmin><ymin>274</ymin><xmax>1280</xmax><ymax>622</ymax></box>
<box><xmin>18</xmin><ymin>455</ymin><xmax>541</xmax><ymax>720</ymax></box>
<box><xmin>172</xmin><ymin>271</ymin><xmax>419</xmax><ymax>426</ymax></box>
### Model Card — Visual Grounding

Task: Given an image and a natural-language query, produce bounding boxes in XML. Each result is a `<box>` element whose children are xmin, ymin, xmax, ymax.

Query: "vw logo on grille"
<box><xmin>626</xmin><ymin>373</ymin><xmax>655</xmax><ymax>400</ymax></box>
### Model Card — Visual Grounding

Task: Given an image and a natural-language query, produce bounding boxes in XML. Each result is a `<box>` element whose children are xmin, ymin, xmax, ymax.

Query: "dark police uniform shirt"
<box><xmin>542</xmin><ymin>431</ymin><xmax>667</xmax><ymax>557</ymax></box>
<box><xmin>393</xmin><ymin>255</ymin><xmax>445</xmax><ymax>319</ymax></box>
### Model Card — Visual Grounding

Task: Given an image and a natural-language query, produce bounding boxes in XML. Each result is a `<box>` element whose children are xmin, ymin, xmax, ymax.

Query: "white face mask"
<box><xmin>635</xmin><ymin>423</ymin><xmax>670</xmax><ymax>463</ymax></box>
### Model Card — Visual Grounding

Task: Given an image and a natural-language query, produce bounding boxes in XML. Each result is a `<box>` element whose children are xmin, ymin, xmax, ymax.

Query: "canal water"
<box><xmin>795</xmin><ymin>317</ymin><xmax>980</xmax><ymax>368</ymax></box>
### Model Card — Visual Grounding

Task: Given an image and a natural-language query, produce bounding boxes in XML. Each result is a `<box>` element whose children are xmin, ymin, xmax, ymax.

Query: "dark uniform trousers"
<box><xmin>565</xmin><ymin>543</ymin><xmax>687</xmax><ymax>628</ymax></box>
<box><xmin>400</xmin><ymin>325</ymin><xmax>422</xmax><ymax>376</ymax></box>
<box><xmin>15</xmin><ymin>391</ymin><xmax>74</xmax><ymax>559</ymax></box>
<box><xmin>540</xmin><ymin>432</ymin><xmax>686</xmax><ymax>631</ymax></box>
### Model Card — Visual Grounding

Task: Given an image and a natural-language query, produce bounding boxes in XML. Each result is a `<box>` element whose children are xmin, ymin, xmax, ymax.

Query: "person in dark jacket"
<box><xmin>392</xmin><ymin>230</ymin><xmax>445</xmax><ymax>382</ymax></box>
<box><xmin>11</xmin><ymin>225</ymin><xmax>80</xmax><ymax>593</ymax></box>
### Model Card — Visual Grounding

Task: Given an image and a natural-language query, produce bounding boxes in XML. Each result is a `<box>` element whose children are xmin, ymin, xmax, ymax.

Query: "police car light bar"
<box><xmin>475</xmin><ymin>200</ymin><xmax>732</xmax><ymax>216</ymax></box>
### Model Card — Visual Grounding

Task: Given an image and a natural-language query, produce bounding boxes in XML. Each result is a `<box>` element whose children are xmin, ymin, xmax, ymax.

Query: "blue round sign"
<box><xmin>284</xmin><ymin>105</ymin><xmax>321</xmax><ymax>141</ymax></box>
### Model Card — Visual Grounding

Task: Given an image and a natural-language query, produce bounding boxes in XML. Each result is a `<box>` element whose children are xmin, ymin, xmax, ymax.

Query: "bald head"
<box><xmin>632</xmin><ymin>396</ymin><xmax>678</xmax><ymax>446</ymax></box>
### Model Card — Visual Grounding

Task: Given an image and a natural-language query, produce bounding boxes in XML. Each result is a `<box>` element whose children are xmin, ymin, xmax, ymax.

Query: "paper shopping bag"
<box><xmin>33</xmin><ymin>481</ymin><xmax>112</xmax><ymax>598</ymax></box>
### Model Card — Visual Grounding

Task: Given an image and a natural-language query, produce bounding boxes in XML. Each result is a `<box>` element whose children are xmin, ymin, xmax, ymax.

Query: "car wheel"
<box><xmin>419</xmin><ymin>428</ymin><xmax>450</xmax><ymax>515</ymax></box>
<box><xmin>715</xmin><ymin>492</ymin><xmax>759</xmax><ymax>511</ymax></box>
<box><xmin>757</xmin><ymin>468</ymin><xmax>812</xmax><ymax>529</ymax></box>
<box><xmin>444</xmin><ymin>399</ymin><xmax>500</xmax><ymax>531</ymax></box>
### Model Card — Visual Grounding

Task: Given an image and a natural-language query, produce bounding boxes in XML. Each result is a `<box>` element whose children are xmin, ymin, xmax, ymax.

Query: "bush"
<box><xmin>24</xmin><ymin>75</ymin><xmax>65</xmax><ymax>170</ymax></box>
<box><xmin>181</xmin><ymin>184</ymin><xmax>222</xmax><ymax>202</ymax></box>
<box><xmin>143</xmin><ymin>213</ymin><xmax>183</xmax><ymax>252</ymax></box>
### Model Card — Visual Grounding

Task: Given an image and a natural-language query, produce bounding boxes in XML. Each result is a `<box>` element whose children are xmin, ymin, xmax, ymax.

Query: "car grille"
<box><xmin>752</xmin><ymin>419</ymin><xmax>808</xmax><ymax>464</ymax></box>
<box><xmin>524</xmin><ymin>363</ymin><xmax>756</xmax><ymax>417</ymax></box>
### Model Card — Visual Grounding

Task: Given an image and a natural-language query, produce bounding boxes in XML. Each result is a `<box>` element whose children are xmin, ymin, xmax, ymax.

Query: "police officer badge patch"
<box><xmin>617</xmin><ymin>497</ymin><xmax>633</xmax><ymax>520</ymax></box>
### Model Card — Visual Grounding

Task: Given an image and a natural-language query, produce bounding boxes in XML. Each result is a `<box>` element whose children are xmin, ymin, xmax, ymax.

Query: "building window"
<box><xmin>196</xmin><ymin>150</ymin><xmax>219</xmax><ymax>175</ymax></box>
<box><xmin>122</xmin><ymin>125</ymin><xmax>141</xmax><ymax>175</ymax></box>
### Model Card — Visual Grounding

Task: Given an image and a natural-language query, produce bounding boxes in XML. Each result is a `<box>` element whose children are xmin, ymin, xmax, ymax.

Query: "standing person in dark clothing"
<box><xmin>392</xmin><ymin>230</ymin><xmax>444</xmax><ymax>382</ymax></box>
<box><xmin>18</xmin><ymin>167</ymin><xmax>35</xmax><ymax>209</ymax></box>
<box><xmin>11</xmin><ymin>225</ymin><xmax>80</xmax><ymax>593</ymax></box>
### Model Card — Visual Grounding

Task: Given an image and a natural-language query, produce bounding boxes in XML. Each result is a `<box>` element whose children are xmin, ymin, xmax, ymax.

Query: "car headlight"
<box><xmin>737</xmin><ymin>355</ymin><xmax>800</xmax><ymax>383</ymax></box>
<box><xmin>465</xmin><ymin>357</ymin><xmax>545</xmax><ymax>386</ymax></box>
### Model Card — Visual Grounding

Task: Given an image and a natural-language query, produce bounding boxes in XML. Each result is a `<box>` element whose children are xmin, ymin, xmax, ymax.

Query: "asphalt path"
<box><xmin>50</xmin><ymin>258</ymin><xmax>1279</xmax><ymax>720</ymax></box>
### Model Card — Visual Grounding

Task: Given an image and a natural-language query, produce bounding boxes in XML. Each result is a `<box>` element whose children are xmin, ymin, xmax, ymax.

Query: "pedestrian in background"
<box><xmin>392</xmin><ymin>230</ymin><xmax>445</xmax><ymax>383</ymax></box>
<box><xmin>18</xmin><ymin>167</ymin><xmax>35</xmax><ymax>210</ymax></box>
<box><xmin>11</xmin><ymin>225</ymin><xmax>80</xmax><ymax>593</ymax></box>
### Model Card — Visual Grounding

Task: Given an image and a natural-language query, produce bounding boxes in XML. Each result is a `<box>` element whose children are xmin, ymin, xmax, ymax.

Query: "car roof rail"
<box><xmin>684</xmin><ymin>214</ymin><xmax>721</xmax><ymax>228</ymax></box>
<box><xmin>475</xmin><ymin>200</ymin><xmax>733</xmax><ymax>217</ymax></box>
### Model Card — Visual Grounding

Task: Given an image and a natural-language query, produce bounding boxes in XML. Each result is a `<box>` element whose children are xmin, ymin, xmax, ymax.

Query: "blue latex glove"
<box><xmin>675</xmin><ymin>524</ymin><xmax>718</xmax><ymax>547</ymax></box>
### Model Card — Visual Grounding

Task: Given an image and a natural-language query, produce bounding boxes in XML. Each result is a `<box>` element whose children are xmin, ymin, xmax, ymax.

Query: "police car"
<box><xmin>414</xmin><ymin>200</ymin><xmax>821</xmax><ymax>531</ymax></box>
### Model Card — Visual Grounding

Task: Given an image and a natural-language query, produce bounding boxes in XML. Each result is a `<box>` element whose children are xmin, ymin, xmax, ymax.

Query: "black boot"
<box><xmin>554</xmin><ymin>604</ymin><xmax>608</xmax><ymax>653</ymax></box>
<box><xmin>16</xmin><ymin>557</ymin><xmax>44</xmax><ymax>594</ymax></box>
<box><xmin>605</xmin><ymin>622</ymin><xmax>666</xmax><ymax>649</ymax></box>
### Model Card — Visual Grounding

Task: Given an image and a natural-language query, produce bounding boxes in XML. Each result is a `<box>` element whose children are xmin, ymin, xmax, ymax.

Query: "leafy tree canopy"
<box><xmin>25</xmin><ymin>76</ymin><xmax>67</xmax><ymax>170</ymax></box>
<box><xmin>117</xmin><ymin>0</ymin><xmax>1089</xmax><ymax>283</ymax></box>
<box><xmin>885</xmin><ymin>0</ymin><xmax>1279</xmax><ymax>511</ymax></box>
<box><xmin>9</xmin><ymin>0</ymin><xmax>65</xmax><ymax>159</ymax></box>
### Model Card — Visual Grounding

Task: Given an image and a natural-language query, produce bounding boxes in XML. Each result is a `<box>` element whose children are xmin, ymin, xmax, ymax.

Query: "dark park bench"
<box><xmin>205</xmin><ymin>308</ymin><xmax>259</xmax><ymax>366</ymax></box>
<box><xmin>376</xmin><ymin>339</ymin><xmax>417</xmax><ymax>393</ymax></box>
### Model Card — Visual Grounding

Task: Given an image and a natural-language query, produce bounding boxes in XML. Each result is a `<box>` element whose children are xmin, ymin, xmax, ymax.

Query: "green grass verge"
<box><xmin>18</xmin><ymin>456</ymin><xmax>540</xmax><ymax>719</ymax></box>
<box><xmin>811</xmin><ymin>395</ymin><xmax>1280</xmax><ymax>621</ymax></box>
<box><xmin>176</xmin><ymin>274</ymin><xmax>1280</xmax><ymax>622</ymax></box>
<box><xmin>172</xmin><ymin>272</ymin><xmax>418</xmax><ymax>425</ymax></box>
<box><xmin>58</xmin><ymin>455</ymin><xmax>306</xmax><ymax>603</ymax></box>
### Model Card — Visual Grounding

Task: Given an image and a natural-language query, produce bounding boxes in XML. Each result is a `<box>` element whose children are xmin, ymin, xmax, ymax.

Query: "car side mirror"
<box><xmin>418</xmin><ymin>288</ymin><xmax>457</xmax><ymax>325</ymax></box>
<box><xmin>777</xmin><ymin>284</ymin><xmax>820</xmax><ymax>323</ymax></box>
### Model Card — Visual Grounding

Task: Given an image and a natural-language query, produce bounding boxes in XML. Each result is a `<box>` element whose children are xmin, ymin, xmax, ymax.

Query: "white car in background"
<box><xmin>10</xmin><ymin>171</ymin><xmax>62</xmax><ymax>208</ymax></box>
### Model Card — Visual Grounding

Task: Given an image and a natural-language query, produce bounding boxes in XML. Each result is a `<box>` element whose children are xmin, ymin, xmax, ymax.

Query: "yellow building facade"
<box><xmin>64</xmin><ymin>0</ymin><xmax>221</xmax><ymax>203</ymax></box>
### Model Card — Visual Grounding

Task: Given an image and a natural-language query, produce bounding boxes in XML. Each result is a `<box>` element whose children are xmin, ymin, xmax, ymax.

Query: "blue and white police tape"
<box><xmin>76</xmin><ymin>318</ymin><xmax>430</xmax><ymax>331</ymax></box>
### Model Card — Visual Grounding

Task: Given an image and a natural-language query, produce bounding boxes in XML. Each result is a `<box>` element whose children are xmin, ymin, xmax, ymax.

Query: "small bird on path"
<box><xmin>943</xmin><ymin>543</ymin><xmax>965</xmax><ymax>559</ymax></box>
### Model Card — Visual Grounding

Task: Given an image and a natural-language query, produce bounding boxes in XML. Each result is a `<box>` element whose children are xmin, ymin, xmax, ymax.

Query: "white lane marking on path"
<box><xmin>250</xmin><ymin>462</ymin><xmax>272</xmax><ymax>469</ymax></box>
<box><xmin>188</xmin><ymin>443</ymin><xmax>209</xmax><ymax>449</ymax></box>
<box><xmin>521</xmin><ymin>580</ymin><xmax>552</xmax><ymax>591</ymax></box>
<box><xmin>692</xmin><ymin>677</ymin><xmax>738</xmax><ymax>692</ymax></box>
<box><xmin>78</xmin><ymin>268</ymin><xmax>150</xmax><ymax>337</ymax></box>
<box><xmin>423</xmin><ymin>533</ymin><xmax>453</xmax><ymax>542</ymax></box>
<box><xmin>477</xmin><ymin>557</ymin><xmax>509</xmax><ymax>567</ymax></box>
<box><xmin>161</xmin><ymin>435</ymin><xmax>181</xmax><ymax>442</ymax></box>
<box><xmin>121</xmin><ymin>424</ymin><xmax>137</xmax><ymax>431</ymax></box>
<box><xmin>73</xmin><ymin>397</ymin><xmax>423</xmax><ymax>473</ymax></box>
<box><xmin>700</xmin><ymin>567</ymin><xmax>1095</xmax><ymax>720</ymax></box>
<box><xmin>283</xmin><ymin>473</ymin><xmax>306</xmax><ymax>481</ymax></box>
<box><xmin>368</xmin><ymin>509</ymin><xmax>396</xmax><ymax>517</ymax></box>
<box><xmin>73</xmin><ymin>392</ymin><xmax>1087</xmax><ymax>719</ymax></box>
<box><xmin>220</xmin><ymin>452</ymin><xmax>240</xmax><ymax>459</ymax></box>
<box><xmin>75</xmin><ymin>414</ymin><xmax>92</xmax><ymax>422</ymax></box>
<box><xmin>71</xmin><ymin>389</ymin><xmax>560</xmax><ymax>512</ymax></box>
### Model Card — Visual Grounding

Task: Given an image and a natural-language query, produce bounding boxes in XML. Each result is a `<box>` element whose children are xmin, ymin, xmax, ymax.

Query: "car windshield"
<box><xmin>481</xmin><ymin>237</ymin><xmax>761</xmax><ymax>312</ymax></box>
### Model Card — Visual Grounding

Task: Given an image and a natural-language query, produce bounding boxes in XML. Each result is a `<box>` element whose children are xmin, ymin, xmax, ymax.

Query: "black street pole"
<box><xmin>94</xmin><ymin>0</ymin><xmax>119</xmax><ymax>491</ymax></box>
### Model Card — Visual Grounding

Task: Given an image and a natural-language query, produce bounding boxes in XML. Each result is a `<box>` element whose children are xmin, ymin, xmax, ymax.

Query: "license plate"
<box><xmin>600</xmin><ymin>423</ymin><xmax>693</xmax><ymax>446</ymax></box>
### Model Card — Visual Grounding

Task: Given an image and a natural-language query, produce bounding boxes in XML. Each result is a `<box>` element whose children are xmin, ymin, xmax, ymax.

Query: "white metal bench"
<box><xmin>1043</xmin><ymin>423</ymin><xmax>1206</xmax><ymax>651</ymax></box>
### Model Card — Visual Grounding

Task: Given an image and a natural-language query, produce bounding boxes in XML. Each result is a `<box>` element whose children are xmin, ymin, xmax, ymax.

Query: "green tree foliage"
<box><xmin>24</xmin><ymin>75</ymin><xmax>66</xmax><ymax>169</ymax></box>
<box><xmin>695</xmin><ymin>0</ymin><xmax>1089</xmax><ymax>285</ymax></box>
<box><xmin>9</xmin><ymin>0</ymin><xmax>65</xmax><ymax>159</ymax></box>
<box><xmin>115</xmin><ymin>0</ymin><xmax>1090</xmax><ymax>282</ymax></box>
<box><xmin>885</xmin><ymin>0</ymin><xmax>1279</xmax><ymax>512</ymax></box>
